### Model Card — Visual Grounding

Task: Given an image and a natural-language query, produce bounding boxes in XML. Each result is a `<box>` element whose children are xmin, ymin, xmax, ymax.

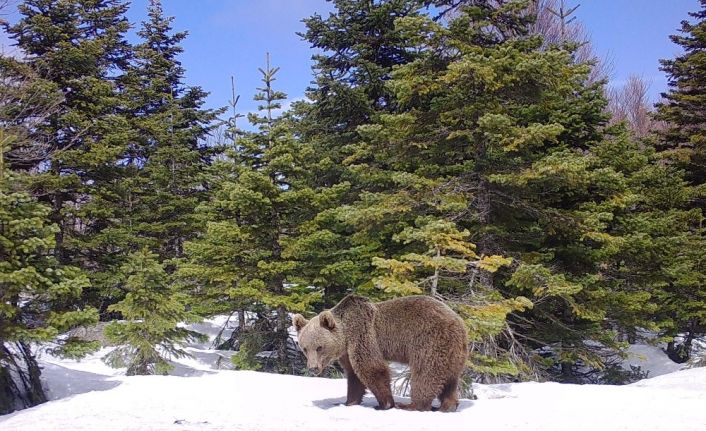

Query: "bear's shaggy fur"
<box><xmin>293</xmin><ymin>295</ymin><xmax>468</xmax><ymax>412</ymax></box>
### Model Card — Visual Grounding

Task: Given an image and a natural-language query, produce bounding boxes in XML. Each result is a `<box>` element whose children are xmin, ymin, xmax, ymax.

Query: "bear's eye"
<box><xmin>316</xmin><ymin>346</ymin><xmax>323</xmax><ymax>353</ymax></box>
<box><xmin>303</xmin><ymin>347</ymin><xmax>308</xmax><ymax>353</ymax></box>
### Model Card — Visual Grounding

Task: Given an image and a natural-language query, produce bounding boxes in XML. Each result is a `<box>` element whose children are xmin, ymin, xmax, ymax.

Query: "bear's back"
<box><xmin>372</xmin><ymin>296</ymin><xmax>467</xmax><ymax>364</ymax></box>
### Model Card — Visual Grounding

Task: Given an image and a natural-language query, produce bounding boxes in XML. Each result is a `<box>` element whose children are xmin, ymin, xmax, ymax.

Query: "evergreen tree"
<box><xmin>657</xmin><ymin>0</ymin><xmax>706</xmax><ymax>186</ymax></box>
<box><xmin>291</xmin><ymin>0</ymin><xmax>432</xmax><ymax>306</ymax></box>
<box><xmin>0</xmin><ymin>55</ymin><xmax>62</xmax><ymax>175</ymax></box>
<box><xmin>0</xmin><ymin>171</ymin><xmax>97</xmax><ymax>412</ymax></box>
<box><xmin>654</xmin><ymin>0</ymin><xmax>706</xmax><ymax>361</ymax></box>
<box><xmin>339</xmin><ymin>1</ymin><xmax>664</xmax><ymax>381</ymax></box>
<box><xmin>589</xmin><ymin>132</ymin><xmax>703</xmax><ymax>364</ymax></box>
<box><xmin>369</xmin><ymin>214</ymin><xmax>529</xmax><ymax>378</ymax></box>
<box><xmin>292</xmin><ymin>0</ymin><xmax>537</xmax><ymax>308</ymax></box>
<box><xmin>0</xmin><ymin>179</ymin><xmax>97</xmax><ymax>413</ymax></box>
<box><xmin>103</xmin><ymin>248</ymin><xmax>201</xmax><ymax>375</ymax></box>
<box><xmin>123</xmin><ymin>0</ymin><xmax>220</xmax><ymax>260</ymax></box>
<box><xmin>179</xmin><ymin>57</ymin><xmax>320</xmax><ymax>373</ymax></box>
<box><xmin>0</xmin><ymin>48</ymin><xmax>97</xmax><ymax>413</ymax></box>
<box><xmin>5</xmin><ymin>0</ymin><xmax>134</xmax><ymax>312</ymax></box>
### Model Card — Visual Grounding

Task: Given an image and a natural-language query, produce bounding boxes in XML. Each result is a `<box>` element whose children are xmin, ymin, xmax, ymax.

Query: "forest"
<box><xmin>1</xmin><ymin>0</ymin><xmax>706</xmax><ymax>416</ymax></box>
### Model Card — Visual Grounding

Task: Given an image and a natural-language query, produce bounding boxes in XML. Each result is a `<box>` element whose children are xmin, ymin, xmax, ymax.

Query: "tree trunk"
<box><xmin>324</xmin><ymin>285</ymin><xmax>332</xmax><ymax>308</ymax></box>
<box><xmin>48</xmin><ymin>160</ymin><xmax>67</xmax><ymax>265</ymax></box>
<box><xmin>276</xmin><ymin>304</ymin><xmax>289</xmax><ymax>371</ymax></box>
<box><xmin>238</xmin><ymin>309</ymin><xmax>246</xmax><ymax>330</ymax></box>
<box><xmin>475</xmin><ymin>177</ymin><xmax>495</xmax><ymax>289</ymax></box>
<box><xmin>682</xmin><ymin>320</ymin><xmax>697</xmax><ymax>361</ymax></box>
<box><xmin>560</xmin><ymin>361</ymin><xmax>573</xmax><ymax>382</ymax></box>
<box><xmin>0</xmin><ymin>341</ymin><xmax>47</xmax><ymax>415</ymax></box>
<box><xmin>51</xmin><ymin>193</ymin><xmax>65</xmax><ymax>264</ymax></box>
<box><xmin>431</xmin><ymin>248</ymin><xmax>440</xmax><ymax>296</ymax></box>
<box><xmin>666</xmin><ymin>339</ymin><xmax>689</xmax><ymax>364</ymax></box>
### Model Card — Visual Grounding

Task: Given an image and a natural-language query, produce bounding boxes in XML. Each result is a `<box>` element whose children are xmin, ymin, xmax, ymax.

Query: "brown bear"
<box><xmin>292</xmin><ymin>295</ymin><xmax>468</xmax><ymax>412</ymax></box>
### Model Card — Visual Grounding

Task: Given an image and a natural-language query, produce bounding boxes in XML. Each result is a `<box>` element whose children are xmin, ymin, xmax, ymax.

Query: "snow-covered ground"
<box><xmin>623</xmin><ymin>343</ymin><xmax>684</xmax><ymax>377</ymax></box>
<box><xmin>37</xmin><ymin>315</ymin><xmax>239</xmax><ymax>401</ymax></box>
<box><xmin>1</xmin><ymin>317</ymin><xmax>704</xmax><ymax>431</ymax></box>
<box><xmin>2</xmin><ymin>364</ymin><xmax>705</xmax><ymax>431</ymax></box>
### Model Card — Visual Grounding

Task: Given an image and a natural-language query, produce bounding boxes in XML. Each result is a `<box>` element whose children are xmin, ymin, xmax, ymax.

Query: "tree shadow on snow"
<box><xmin>312</xmin><ymin>396</ymin><xmax>474</xmax><ymax>412</ymax></box>
<box><xmin>166</xmin><ymin>348</ymin><xmax>234</xmax><ymax>376</ymax></box>
<box><xmin>41</xmin><ymin>363</ymin><xmax>122</xmax><ymax>401</ymax></box>
<box><xmin>169</xmin><ymin>361</ymin><xmax>217</xmax><ymax>377</ymax></box>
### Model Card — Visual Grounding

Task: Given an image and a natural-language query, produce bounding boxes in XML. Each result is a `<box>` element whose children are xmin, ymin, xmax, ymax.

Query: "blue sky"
<box><xmin>124</xmin><ymin>0</ymin><xmax>334</xmax><ymax>118</ymax></box>
<box><xmin>2</xmin><ymin>0</ymin><xmax>702</xmax><ymax>117</ymax></box>
<box><xmin>579</xmin><ymin>0</ymin><xmax>700</xmax><ymax>98</ymax></box>
<box><xmin>126</xmin><ymin>0</ymin><xmax>699</xmax><ymax>117</ymax></box>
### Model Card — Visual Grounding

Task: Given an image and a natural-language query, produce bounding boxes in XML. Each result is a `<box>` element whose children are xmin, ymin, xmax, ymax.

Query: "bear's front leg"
<box><xmin>349</xmin><ymin>349</ymin><xmax>394</xmax><ymax>410</ymax></box>
<box><xmin>339</xmin><ymin>353</ymin><xmax>366</xmax><ymax>406</ymax></box>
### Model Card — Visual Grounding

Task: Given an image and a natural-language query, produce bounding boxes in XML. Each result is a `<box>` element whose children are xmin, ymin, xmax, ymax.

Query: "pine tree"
<box><xmin>0</xmin><ymin>46</ymin><xmax>97</xmax><ymax>413</ymax></box>
<box><xmin>654</xmin><ymin>0</ymin><xmax>706</xmax><ymax>361</ymax></box>
<box><xmin>0</xmin><ymin>55</ymin><xmax>62</xmax><ymax>175</ymax></box>
<box><xmin>369</xmin><ymin>214</ymin><xmax>529</xmax><ymax>378</ymax></box>
<box><xmin>0</xmin><ymin>176</ymin><xmax>99</xmax><ymax>350</ymax></box>
<box><xmin>657</xmin><ymin>0</ymin><xmax>706</xmax><ymax>186</ymax></box>
<box><xmin>179</xmin><ymin>57</ymin><xmax>320</xmax><ymax>373</ymax></box>
<box><xmin>290</xmin><ymin>0</ymin><xmax>433</xmax><ymax>306</ymax></box>
<box><xmin>338</xmin><ymin>2</ymin><xmax>665</xmax><ymax>381</ymax></box>
<box><xmin>5</xmin><ymin>0</ymin><xmax>134</xmax><ymax>311</ymax></box>
<box><xmin>103</xmin><ymin>248</ymin><xmax>201</xmax><ymax>375</ymax></box>
<box><xmin>0</xmin><ymin>170</ymin><xmax>97</xmax><ymax>411</ymax></box>
<box><xmin>590</xmin><ymin>132</ymin><xmax>704</xmax><ymax>364</ymax></box>
<box><xmin>123</xmin><ymin>0</ymin><xmax>220</xmax><ymax>260</ymax></box>
<box><xmin>0</xmin><ymin>181</ymin><xmax>97</xmax><ymax>413</ymax></box>
<box><xmin>292</xmin><ymin>0</ymin><xmax>538</xmax><ymax>308</ymax></box>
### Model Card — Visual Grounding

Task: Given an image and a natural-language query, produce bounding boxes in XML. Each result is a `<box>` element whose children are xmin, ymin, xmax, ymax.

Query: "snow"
<box><xmin>2</xmin><ymin>317</ymin><xmax>704</xmax><ymax>430</ymax></box>
<box><xmin>623</xmin><ymin>343</ymin><xmax>684</xmax><ymax>377</ymax></box>
<box><xmin>33</xmin><ymin>317</ymin><xmax>239</xmax><ymax>401</ymax></box>
<box><xmin>1</xmin><ymin>366</ymin><xmax>705</xmax><ymax>431</ymax></box>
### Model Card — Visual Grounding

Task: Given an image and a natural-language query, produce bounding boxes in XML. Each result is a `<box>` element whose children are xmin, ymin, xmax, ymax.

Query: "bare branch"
<box><xmin>607</xmin><ymin>75</ymin><xmax>665</xmax><ymax>138</ymax></box>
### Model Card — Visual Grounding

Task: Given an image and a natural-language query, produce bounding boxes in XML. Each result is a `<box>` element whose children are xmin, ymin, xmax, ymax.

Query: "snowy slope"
<box><xmin>623</xmin><ymin>343</ymin><xmax>684</xmax><ymax>377</ymax></box>
<box><xmin>3</xmin><ymin>317</ymin><xmax>703</xmax><ymax>430</ymax></box>
<box><xmin>2</xmin><ymin>364</ymin><xmax>705</xmax><ymax>430</ymax></box>
<box><xmin>33</xmin><ymin>315</ymin><xmax>238</xmax><ymax>403</ymax></box>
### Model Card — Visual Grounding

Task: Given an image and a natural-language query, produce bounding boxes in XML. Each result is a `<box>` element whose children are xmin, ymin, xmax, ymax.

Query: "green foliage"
<box><xmin>657</xmin><ymin>0</ymin><xmax>706</xmax><ymax>184</ymax></box>
<box><xmin>0</xmin><ymin>173</ymin><xmax>98</xmax><ymax>355</ymax></box>
<box><xmin>2</xmin><ymin>0</ymin><xmax>704</xmax><ymax>387</ymax></box>
<box><xmin>372</xmin><ymin>218</ymin><xmax>513</xmax><ymax>296</ymax></box>
<box><xmin>180</xmin><ymin>56</ymin><xmax>320</xmax><ymax>373</ymax></box>
<box><xmin>121</xmin><ymin>0</ymin><xmax>221</xmax><ymax>260</ymax></box>
<box><xmin>5</xmin><ymin>0</ymin><xmax>135</xmax><ymax>310</ymax></box>
<box><xmin>317</xmin><ymin>1</ymin><xmax>681</xmax><ymax>381</ymax></box>
<box><xmin>5</xmin><ymin>0</ymin><xmax>219</xmax><ymax>317</ymax></box>
<box><xmin>293</xmin><ymin>0</ymin><xmax>551</xmax><ymax>380</ymax></box>
<box><xmin>291</xmin><ymin>0</ymin><xmax>436</xmax><ymax>306</ymax></box>
<box><xmin>103</xmin><ymin>248</ymin><xmax>203</xmax><ymax>375</ymax></box>
<box><xmin>230</xmin><ymin>334</ymin><xmax>263</xmax><ymax>371</ymax></box>
<box><xmin>654</xmin><ymin>0</ymin><xmax>706</xmax><ymax>356</ymax></box>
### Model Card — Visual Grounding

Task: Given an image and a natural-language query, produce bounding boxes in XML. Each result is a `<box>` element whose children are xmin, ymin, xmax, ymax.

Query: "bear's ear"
<box><xmin>292</xmin><ymin>314</ymin><xmax>308</xmax><ymax>332</ymax></box>
<box><xmin>319</xmin><ymin>310</ymin><xmax>336</xmax><ymax>331</ymax></box>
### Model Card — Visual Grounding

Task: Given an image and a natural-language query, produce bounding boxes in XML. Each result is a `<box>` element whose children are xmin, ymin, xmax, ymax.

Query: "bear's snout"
<box><xmin>305</xmin><ymin>354</ymin><xmax>326</xmax><ymax>375</ymax></box>
<box><xmin>308</xmin><ymin>366</ymin><xmax>322</xmax><ymax>375</ymax></box>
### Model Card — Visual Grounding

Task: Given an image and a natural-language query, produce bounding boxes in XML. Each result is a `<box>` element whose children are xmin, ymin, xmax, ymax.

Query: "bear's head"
<box><xmin>292</xmin><ymin>311</ymin><xmax>345</xmax><ymax>375</ymax></box>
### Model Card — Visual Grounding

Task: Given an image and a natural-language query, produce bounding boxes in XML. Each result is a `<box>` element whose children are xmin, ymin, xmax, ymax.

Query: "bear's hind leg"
<box><xmin>438</xmin><ymin>377</ymin><xmax>460</xmax><ymax>412</ymax></box>
<box><xmin>396</xmin><ymin>387</ymin><xmax>434</xmax><ymax>411</ymax></box>
<box><xmin>397</xmin><ymin>367</ymin><xmax>444</xmax><ymax>412</ymax></box>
